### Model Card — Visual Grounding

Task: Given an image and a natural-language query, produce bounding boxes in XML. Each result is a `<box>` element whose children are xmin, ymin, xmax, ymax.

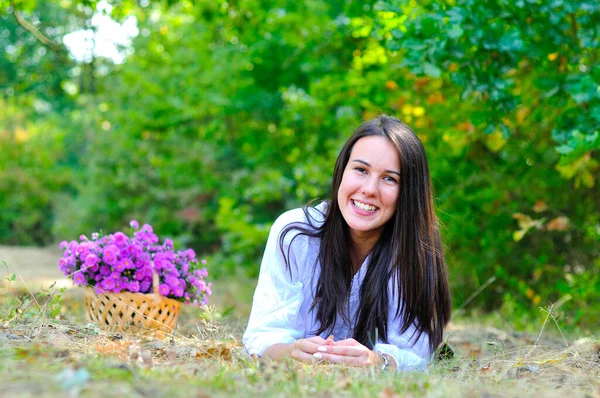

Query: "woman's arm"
<box><xmin>243</xmin><ymin>209</ymin><xmax>315</xmax><ymax>358</ymax></box>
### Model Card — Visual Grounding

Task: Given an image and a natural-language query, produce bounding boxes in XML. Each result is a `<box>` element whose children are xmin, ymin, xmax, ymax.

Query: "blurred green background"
<box><xmin>1</xmin><ymin>0</ymin><xmax>598</xmax><ymax>332</ymax></box>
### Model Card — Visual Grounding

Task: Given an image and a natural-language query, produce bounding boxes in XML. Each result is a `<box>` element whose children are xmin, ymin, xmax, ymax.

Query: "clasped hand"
<box><xmin>290</xmin><ymin>336</ymin><xmax>379</xmax><ymax>367</ymax></box>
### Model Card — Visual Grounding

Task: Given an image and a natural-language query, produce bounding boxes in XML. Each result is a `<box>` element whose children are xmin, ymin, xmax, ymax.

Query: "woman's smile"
<box><xmin>351</xmin><ymin>199</ymin><xmax>378</xmax><ymax>213</ymax></box>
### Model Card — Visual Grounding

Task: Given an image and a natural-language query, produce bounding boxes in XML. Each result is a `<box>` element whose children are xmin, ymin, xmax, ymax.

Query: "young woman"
<box><xmin>243</xmin><ymin>115</ymin><xmax>451</xmax><ymax>371</ymax></box>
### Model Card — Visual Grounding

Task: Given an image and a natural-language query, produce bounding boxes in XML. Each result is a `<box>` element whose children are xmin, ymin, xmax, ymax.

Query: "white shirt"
<box><xmin>243</xmin><ymin>203</ymin><xmax>431</xmax><ymax>371</ymax></box>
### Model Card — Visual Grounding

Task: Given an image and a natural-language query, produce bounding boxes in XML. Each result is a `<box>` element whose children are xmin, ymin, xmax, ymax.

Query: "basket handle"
<box><xmin>151</xmin><ymin>261</ymin><xmax>160</xmax><ymax>295</ymax></box>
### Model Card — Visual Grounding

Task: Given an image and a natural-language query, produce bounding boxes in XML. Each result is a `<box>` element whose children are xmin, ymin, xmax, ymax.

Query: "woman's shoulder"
<box><xmin>272</xmin><ymin>201</ymin><xmax>328</xmax><ymax>233</ymax></box>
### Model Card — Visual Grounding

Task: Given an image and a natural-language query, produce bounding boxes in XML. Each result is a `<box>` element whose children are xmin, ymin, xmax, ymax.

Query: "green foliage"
<box><xmin>0</xmin><ymin>0</ymin><xmax>598</xmax><ymax>329</ymax></box>
<box><xmin>0</xmin><ymin>96</ymin><xmax>74</xmax><ymax>245</ymax></box>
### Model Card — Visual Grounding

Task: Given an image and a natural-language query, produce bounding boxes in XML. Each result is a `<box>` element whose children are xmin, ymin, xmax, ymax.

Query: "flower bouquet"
<box><xmin>58</xmin><ymin>220</ymin><xmax>212</xmax><ymax>336</ymax></box>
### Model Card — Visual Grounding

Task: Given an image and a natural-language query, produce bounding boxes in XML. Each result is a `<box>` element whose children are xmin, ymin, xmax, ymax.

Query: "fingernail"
<box><xmin>312</xmin><ymin>353</ymin><xmax>323</xmax><ymax>360</ymax></box>
<box><xmin>317</xmin><ymin>346</ymin><xmax>327</xmax><ymax>352</ymax></box>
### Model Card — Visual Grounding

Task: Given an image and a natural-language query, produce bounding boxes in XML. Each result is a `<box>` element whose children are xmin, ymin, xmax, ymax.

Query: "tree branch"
<box><xmin>11</xmin><ymin>4</ymin><xmax>59</xmax><ymax>51</ymax></box>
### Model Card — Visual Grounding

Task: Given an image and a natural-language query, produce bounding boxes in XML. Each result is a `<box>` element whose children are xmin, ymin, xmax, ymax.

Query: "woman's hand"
<box><xmin>263</xmin><ymin>336</ymin><xmax>335</xmax><ymax>363</ymax></box>
<box><xmin>311</xmin><ymin>338</ymin><xmax>380</xmax><ymax>367</ymax></box>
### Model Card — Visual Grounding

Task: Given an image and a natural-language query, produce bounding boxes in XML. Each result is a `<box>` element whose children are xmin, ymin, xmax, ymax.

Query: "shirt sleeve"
<box><xmin>373</xmin><ymin>340</ymin><xmax>429</xmax><ymax>371</ymax></box>
<box><xmin>242</xmin><ymin>210</ymin><xmax>308</xmax><ymax>356</ymax></box>
<box><xmin>373</xmin><ymin>289</ymin><xmax>432</xmax><ymax>371</ymax></box>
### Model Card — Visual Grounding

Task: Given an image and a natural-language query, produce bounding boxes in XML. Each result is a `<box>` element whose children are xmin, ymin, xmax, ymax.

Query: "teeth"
<box><xmin>353</xmin><ymin>200</ymin><xmax>377</xmax><ymax>212</ymax></box>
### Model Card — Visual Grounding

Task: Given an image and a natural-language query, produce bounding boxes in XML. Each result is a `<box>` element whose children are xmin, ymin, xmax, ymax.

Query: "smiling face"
<box><xmin>337</xmin><ymin>135</ymin><xmax>400</xmax><ymax>244</ymax></box>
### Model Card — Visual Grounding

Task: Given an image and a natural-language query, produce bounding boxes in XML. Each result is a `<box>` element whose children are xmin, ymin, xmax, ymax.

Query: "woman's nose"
<box><xmin>361</xmin><ymin>177</ymin><xmax>378</xmax><ymax>197</ymax></box>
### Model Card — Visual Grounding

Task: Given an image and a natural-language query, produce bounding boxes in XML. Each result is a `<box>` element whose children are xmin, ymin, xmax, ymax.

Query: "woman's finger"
<box><xmin>294</xmin><ymin>339</ymin><xmax>323</xmax><ymax>354</ymax></box>
<box><xmin>315</xmin><ymin>345</ymin><xmax>363</xmax><ymax>357</ymax></box>
<box><xmin>333</xmin><ymin>338</ymin><xmax>360</xmax><ymax>346</ymax></box>
<box><xmin>315</xmin><ymin>352</ymin><xmax>372</xmax><ymax>366</ymax></box>
<box><xmin>305</xmin><ymin>336</ymin><xmax>331</xmax><ymax>345</ymax></box>
<box><xmin>291</xmin><ymin>348</ymin><xmax>320</xmax><ymax>363</ymax></box>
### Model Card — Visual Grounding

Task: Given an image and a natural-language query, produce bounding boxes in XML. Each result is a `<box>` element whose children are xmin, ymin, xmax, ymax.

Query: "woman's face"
<box><xmin>337</xmin><ymin>135</ymin><xmax>400</xmax><ymax>243</ymax></box>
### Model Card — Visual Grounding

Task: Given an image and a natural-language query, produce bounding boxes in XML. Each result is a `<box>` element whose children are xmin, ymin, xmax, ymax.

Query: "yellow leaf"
<box><xmin>427</xmin><ymin>92</ymin><xmax>444</xmax><ymax>105</ymax></box>
<box><xmin>15</xmin><ymin>127</ymin><xmax>29</xmax><ymax>143</ymax></box>
<box><xmin>533</xmin><ymin>200</ymin><xmax>548</xmax><ymax>213</ymax></box>
<box><xmin>385</xmin><ymin>80</ymin><xmax>398</xmax><ymax>90</ymax></box>
<box><xmin>412</xmin><ymin>106</ymin><xmax>425</xmax><ymax>117</ymax></box>
<box><xmin>456</xmin><ymin>121</ymin><xmax>474</xmax><ymax>133</ymax></box>
<box><xmin>577</xmin><ymin>170</ymin><xmax>595</xmax><ymax>188</ymax></box>
<box><xmin>513</xmin><ymin>229</ymin><xmax>527</xmax><ymax>242</ymax></box>
<box><xmin>485</xmin><ymin>130</ymin><xmax>507</xmax><ymax>152</ymax></box>
<box><xmin>546</xmin><ymin>216</ymin><xmax>570</xmax><ymax>231</ymax></box>
<box><xmin>512</xmin><ymin>212</ymin><xmax>530</xmax><ymax>222</ymax></box>
<box><xmin>516</xmin><ymin>106</ymin><xmax>530</xmax><ymax>123</ymax></box>
<box><xmin>547</xmin><ymin>53</ymin><xmax>558</xmax><ymax>61</ymax></box>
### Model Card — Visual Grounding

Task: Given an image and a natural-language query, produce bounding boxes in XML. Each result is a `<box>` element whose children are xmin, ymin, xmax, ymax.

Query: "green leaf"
<box><xmin>424</xmin><ymin>62</ymin><xmax>441</xmax><ymax>78</ymax></box>
<box><xmin>448</xmin><ymin>24</ymin><xmax>464</xmax><ymax>39</ymax></box>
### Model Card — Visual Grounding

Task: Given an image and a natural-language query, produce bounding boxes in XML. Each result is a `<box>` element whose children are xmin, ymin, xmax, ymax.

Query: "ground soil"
<box><xmin>0</xmin><ymin>245</ymin><xmax>69</xmax><ymax>291</ymax></box>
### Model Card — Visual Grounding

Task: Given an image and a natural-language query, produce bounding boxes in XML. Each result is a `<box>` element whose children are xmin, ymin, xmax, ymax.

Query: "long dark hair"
<box><xmin>279</xmin><ymin>115</ymin><xmax>451</xmax><ymax>353</ymax></box>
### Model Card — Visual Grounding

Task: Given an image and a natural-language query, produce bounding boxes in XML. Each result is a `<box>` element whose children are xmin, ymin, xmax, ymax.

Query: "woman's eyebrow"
<box><xmin>351</xmin><ymin>159</ymin><xmax>400</xmax><ymax>177</ymax></box>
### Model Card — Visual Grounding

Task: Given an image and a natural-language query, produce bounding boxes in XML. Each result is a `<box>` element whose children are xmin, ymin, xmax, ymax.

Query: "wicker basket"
<box><xmin>84</xmin><ymin>273</ymin><xmax>182</xmax><ymax>337</ymax></box>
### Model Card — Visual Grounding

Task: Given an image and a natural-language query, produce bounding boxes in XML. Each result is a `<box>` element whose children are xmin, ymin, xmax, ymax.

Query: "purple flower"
<box><xmin>128</xmin><ymin>281</ymin><xmax>140</xmax><ymax>293</ymax></box>
<box><xmin>130</xmin><ymin>220</ymin><xmax>139</xmax><ymax>229</ymax></box>
<box><xmin>85</xmin><ymin>253</ymin><xmax>99</xmax><ymax>267</ymax></box>
<box><xmin>73</xmin><ymin>272</ymin><xmax>86</xmax><ymax>285</ymax></box>
<box><xmin>101</xmin><ymin>278</ymin><xmax>115</xmax><ymax>291</ymax></box>
<box><xmin>99</xmin><ymin>266</ymin><xmax>110</xmax><ymax>276</ymax></box>
<box><xmin>140</xmin><ymin>279</ymin><xmax>151</xmax><ymax>293</ymax></box>
<box><xmin>201</xmin><ymin>259</ymin><xmax>207</xmax><ymax>265</ymax></box>
<box><xmin>122</xmin><ymin>258</ymin><xmax>134</xmax><ymax>269</ymax></box>
<box><xmin>79</xmin><ymin>234</ymin><xmax>88</xmax><ymax>241</ymax></box>
<box><xmin>165</xmin><ymin>275</ymin><xmax>179</xmax><ymax>289</ymax></box>
<box><xmin>59</xmin><ymin>241</ymin><xmax>68</xmax><ymax>250</ymax></box>
<box><xmin>102</xmin><ymin>245</ymin><xmax>119</xmax><ymax>265</ymax></box>
<box><xmin>76</xmin><ymin>243</ymin><xmax>88</xmax><ymax>256</ymax></box>
<box><xmin>185</xmin><ymin>249</ymin><xmax>196</xmax><ymax>260</ymax></box>
<box><xmin>91</xmin><ymin>232</ymin><xmax>99</xmax><ymax>240</ymax></box>
<box><xmin>113</xmin><ymin>232</ymin><xmax>129</xmax><ymax>247</ymax></box>
<box><xmin>110</xmin><ymin>271</ymin><xmax>121</xmax><ymax>280</ymax></box>
<box><xmin>134</xmin><ymin>269</ymin><xmax>145</xmax><ymax>280</ymax></box>
<box><xmin>158</xmin><ymin>284</ymin><xmax>170</xmax><ymax>296</ymax></box>
<box><xmin>113</xmin><ymin>261</ymin><xmax>126</xmax><ymax>273</ymax></box>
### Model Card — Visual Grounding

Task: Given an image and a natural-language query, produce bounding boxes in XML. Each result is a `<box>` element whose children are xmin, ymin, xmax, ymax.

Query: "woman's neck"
<box><xmin>349</xmin><ymin>230</ymin><xmax>381</xmax><ymax>273</ymax></box>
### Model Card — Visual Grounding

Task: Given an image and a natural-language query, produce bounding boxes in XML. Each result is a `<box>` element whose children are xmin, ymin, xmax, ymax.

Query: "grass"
<box><xmin>1</xmin><ymin>277</ymin><xmax>599</xmax><ymax>398</ymax></box>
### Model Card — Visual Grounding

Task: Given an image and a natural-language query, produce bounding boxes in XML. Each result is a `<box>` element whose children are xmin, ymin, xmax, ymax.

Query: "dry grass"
<box><xmin>0</xmin><ymin>279</ymin><xmax>598</xmax><ymax>398</ymax></box>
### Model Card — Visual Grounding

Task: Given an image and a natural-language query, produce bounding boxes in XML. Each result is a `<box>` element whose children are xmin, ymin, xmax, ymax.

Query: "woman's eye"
<box><xmin>384</xmin><ymin>176</ymin><xmax>398</xmax><ymax>183</ymax></box>
<box><xmin>354</xmin><ymin>167</ymin><xmax>367</xmax><ymax>174</ymax></box>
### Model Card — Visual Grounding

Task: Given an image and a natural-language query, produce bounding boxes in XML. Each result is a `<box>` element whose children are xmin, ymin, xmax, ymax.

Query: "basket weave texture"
<box><xmin>84</xmin><ymin>287</ymin><xmax>182</xmax><ymax>336</ymax></box>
